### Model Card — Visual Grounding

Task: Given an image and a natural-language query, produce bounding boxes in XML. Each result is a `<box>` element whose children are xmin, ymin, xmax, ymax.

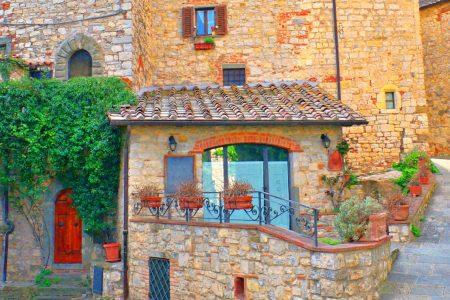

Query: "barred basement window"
<box><xmin>223</xmin><ymin>68</ymin><xmax>245</xmax><ymax>86</ymax></box>
<box><xmin>149</xmin><ymin>257</ymin><xmax>170</xmax><ymax>300</ymax></box>
<box><xmin>385</xmin><ymin>92</ymin><xmax>396</xmax><ymax>109</ymax></box>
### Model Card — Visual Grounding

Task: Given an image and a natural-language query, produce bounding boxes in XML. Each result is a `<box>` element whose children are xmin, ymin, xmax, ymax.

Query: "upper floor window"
<box><xmin>196</xmin><ymin>8</ymin><xmax>215</xmax><ymax>36</ymax></box>
<box><xmin>68</xmin><ymin>49</ymin><xmax>92</xmax><ymax>79</ymax></box>
<box><xmin>385</xmin><ymin>92</ymin><xmax>395</xmax><ymax>109</ymax></box>
<box><xmin>182</xmin><ymin>6</ymin><xmax>227</xmax><ymax>38</ymax></box>
<box><xmin>0</xmin><ymin>37</ymin><xmax>11</xmax><ymax>59</ymax></box>
<box><xmin>223</xmin><ymin>67</ymin><xmax>245</xmax><ymax>86</ymax></box>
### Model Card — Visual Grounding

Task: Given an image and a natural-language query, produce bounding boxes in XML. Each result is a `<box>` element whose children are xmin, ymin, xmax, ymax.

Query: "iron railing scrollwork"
<box><xmin>134</xmin><ymin>191</ymin><xmax>319</xmax><ymax>246</ymax></box>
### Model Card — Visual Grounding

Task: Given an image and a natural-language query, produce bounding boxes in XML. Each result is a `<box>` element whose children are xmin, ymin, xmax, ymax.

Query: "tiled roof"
<box><xmin>108</xmin><ymin>81</ymin><xmax>367</xmax><ymax>126</ymax></box>
<box><xmin>419</xmin><ymin>0</ymin><xmax>448</xmax><ymax>8</ymax></box>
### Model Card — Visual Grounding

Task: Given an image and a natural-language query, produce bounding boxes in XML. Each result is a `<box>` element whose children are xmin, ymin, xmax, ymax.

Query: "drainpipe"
<box><xmin>122</xmin><ymin>126</ymin><xmax>130</xmax><ymax>299</ymax></box>
<box><xmin>1</xmin><ymin>160</ymin><xmax>10</xmax><ymax>283</ymax></box>
<box><xmin>331</xmin><ymin>0</ymin><xmax>342</xmax><ymax>101</ymax></box>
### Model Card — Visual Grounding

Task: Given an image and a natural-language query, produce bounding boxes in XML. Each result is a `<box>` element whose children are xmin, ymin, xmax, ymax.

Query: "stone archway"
<box><xmin>54</xmin><ymin>33</ymin><xmax>104</xmax><ymax>79</ymax></box>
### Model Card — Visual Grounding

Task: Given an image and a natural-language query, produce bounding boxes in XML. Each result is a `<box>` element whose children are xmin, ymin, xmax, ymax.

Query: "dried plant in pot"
<box><xmin>387</xmin><ymin>194</ymin><xmax>410</xmax><ymax>221</ymax></box>
<box><xmin>419</xmin><ymin>165</ymin><xmax>430</xmax><ymax>185</ymax></box>
<box><xmin>176</xmin><ymin>181</ymin><xmax>204</xmax><ymax>210</ymax></box>
<box><xmin>224</xmin><ymin>181</ymin><xmax>253</xmax><ymax>210</ymax></box>
<box><xmin>409</xmin><ymin>179</ymin><xmax>422</xmax><ymax>197</ymax></box>
<box><xmin>135</xmin><ymin>183</ymin><xmax>162</xmax><ymax>208</ymax></box>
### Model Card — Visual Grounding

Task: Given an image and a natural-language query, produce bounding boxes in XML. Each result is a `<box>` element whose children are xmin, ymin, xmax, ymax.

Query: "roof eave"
<box><xmin>109</xmin><ymin>119</ymin><xmax>369</xmax><ymax>127</ymax></box>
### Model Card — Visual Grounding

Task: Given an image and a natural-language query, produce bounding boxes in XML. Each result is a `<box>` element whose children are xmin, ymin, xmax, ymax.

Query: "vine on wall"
<box><xmin>0</xmin><ymin>77</ymin><xmax>136</xmax><ymax>245</ymax></box>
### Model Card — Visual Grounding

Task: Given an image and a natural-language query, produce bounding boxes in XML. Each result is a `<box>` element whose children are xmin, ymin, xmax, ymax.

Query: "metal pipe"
<box><xmin>1</xmin><ymin>182</ymin><xmax>9</xmax><ymax>283</ymax></box>
<box><xmin>123</xmin><ymin>126</ymin><xmax>130</xmax><ymax>299</ymax></box>
<box><xmin>331</xmin><ymin>0</ymin><xmax>342</xmax><ymax>101</ymax></box>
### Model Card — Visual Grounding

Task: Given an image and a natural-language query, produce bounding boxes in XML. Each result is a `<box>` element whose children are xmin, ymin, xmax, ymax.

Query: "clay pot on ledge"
<box><xmin>103</xmin><ymin>243</ymin><xmax>121</xmax><ymax>263</ymax></box>
<box><xmin>409</xmin><ymin>183</ymin><xmax>422</xmax><ymax>197</ymax></box>
<box><xmin>393</xmin><ymin>204</ymin><xmax>410</xmax><ymax>221</ymax></box>
<box><xmin>194</xmin><ymin>43</ymin><xmax>215</xmax><ymax>50</ymax></box>
<box><xmin>224</xmin><ymin>195</ymin><xmax>253</xmax><ymax>210</ymax></box>
<box><xmin>141</xmin><ymin>195</ymin><xmax>162</xmax><ymax>208</ymax></box>
<box><xmin>360</xmin><ymin>212</ymin><xmax>388</xmax><ymax>242</ymax></box>
<box><xmin>179</xmin><ymin>196</ymin><xmax>204</xmax><ymax>210</ymax></box>
<box><xmin>328</xmin><ymin>150</ymin><xmax>344</xmax><ymax>171</ymax></box>
<box><xmin>419</xmin><ymin>174</ymin><xmax>430</xmax><ymax>185</ymax></box>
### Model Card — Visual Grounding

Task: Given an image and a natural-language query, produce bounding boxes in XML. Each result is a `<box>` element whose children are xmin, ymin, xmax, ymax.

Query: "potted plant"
<box><xmin>102</xmin><ymin>230</ymin><xmax>121</xmax><ymax>263</ymax></box>
<box><xmin>328</xmin><ymin>139</ymin><xmax>349</xmax><ymax>171</ymax></box>
<box><xmin>409</xmin><ymin>179</ymin><xmax>422</xmax><ymax>197</ymax></box>
<box><xmin>176</xmin><ymin>181</ymin><xmax>204</xmax><ymax>210</ymax></box>
<box><xmin>387</xmin><ymin>195</ymin><xmax>410</xmax><ymax>221</ymax></box>
<box><xmin>135</xmin><ymin>183</ymin><xmax>162</xmax><ymax>208</ymax></box>
<box><xmin>419</xmin><ymin>163</ymin><xmax>430</xmax><ymax>185</ymax></box>
<box><xmin>194</xmin><ymin>37</ymin><xmax>215</xmax><ymax>50</ymax></box>
<box><xmin>224</xmin><ymin>181</ymin><xmax>253</xmax><ymax>210</ymax></box>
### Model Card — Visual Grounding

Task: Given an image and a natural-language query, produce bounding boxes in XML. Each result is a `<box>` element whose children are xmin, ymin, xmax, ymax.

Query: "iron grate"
<box><xmin>149</xmin><ymin>257</ymin><xmax>170</xmax><ymax>300</ymax></box>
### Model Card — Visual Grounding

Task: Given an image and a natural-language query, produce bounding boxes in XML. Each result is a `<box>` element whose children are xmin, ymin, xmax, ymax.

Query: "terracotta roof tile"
<box><xmin>108</xmin><ymin>81</ymin><xmax>367</xmax><ymax>126</ymax></box>
<box><xmin>419</xmin><ymin>0</ymin><xmax>448</xmax><ymax>8</ymax></box>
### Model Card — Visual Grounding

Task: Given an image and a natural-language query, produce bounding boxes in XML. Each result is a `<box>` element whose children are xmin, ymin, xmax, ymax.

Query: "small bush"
<box><xmin>35</xmin><ymin>268</ymin><xmax>60</xmax><ymax>288</ymax></box>
<box><xmin>410</xmin><ymin>224</ymin><xmax>421</xmax><ymax>237</ymax></box>
<box><xmin>334</xmin><ymin>197</ymin><xmax>383</xmax><ymax>242</ymax></box>
<box><xmin>318</xmin><ymin>237</ymin><xmax>341</xmax><ymax>245</ymax></box>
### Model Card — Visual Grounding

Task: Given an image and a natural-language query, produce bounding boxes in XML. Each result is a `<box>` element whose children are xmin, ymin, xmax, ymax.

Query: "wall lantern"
<box><xmin>320</xmin><ymin>134</ymin><xmax>331</xmax><ymax>149</ymax></box>
<box><xmin>168</xmin><ymin>136</ymin><xmax>178</xmax><ymax>152</ymax></box>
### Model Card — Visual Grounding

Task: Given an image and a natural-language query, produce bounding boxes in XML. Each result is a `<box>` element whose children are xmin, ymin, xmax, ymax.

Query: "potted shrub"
<box><xmin>386</xmin><ymin>194</ymin><xmax>410</xmax><ymax>221</ymax></box>
<box><xmin>334</xmin><ymin>197</ymin><xmax>383</xmax><ymax>242</ymax></box>
<box><xmin>409</xmin><ymin>179</ymin><xmax>422</xmax><ymax>197</ymax></box>
<box><xmin>176</xmin><ymin>181</ymin><xmax>204</xmax><ymax>210</ymax></box>
<box><xmin>224</xmin><ymin>181</ymin><xmax>253</xmax><ymax>210</ymax></box>
<box><xmin>419</xmin><ymin>163</ymin><xmax>430</xmax><ymax>185</ymax></box>
<box><xmin>194</xmin><ymin>37</ymin><xmax>215</xmax><ymax>50</ymax></box>
<box><xmin>135</xmin><ymin>183</ymin><xmax>162</xmax><ymax>208</ymax></box>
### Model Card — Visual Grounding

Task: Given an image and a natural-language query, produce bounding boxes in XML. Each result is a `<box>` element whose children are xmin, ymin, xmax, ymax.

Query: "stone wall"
<box><xmin>420</xmin><ymin>1</ymin><xmax>450</xmax><ymax>157</ymax></box>
<box><xmin>0</xmin><ymin>0</ymin><xmax>132</xmax><ymax>80</ymax></box>
<box><xmin>127</xmin><ymin>125</ymin><xmax>342</xmax><ymax>211</ymax></box>
<box><xmin>132</xmin><ymin>0</ymin><xmax>428</xmax><ymax>173</ymax></box>
<box><xmin>128</xmin><ymin>220</ymin><xmax>390</xmax><ymax>299</ymax></box>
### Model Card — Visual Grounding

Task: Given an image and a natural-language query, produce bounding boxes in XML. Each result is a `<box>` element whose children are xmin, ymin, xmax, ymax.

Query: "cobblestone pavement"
<box><xmin>380</xmin><ymin>159</ymin><xmax>450</xmax><ymax>300</ymax></box>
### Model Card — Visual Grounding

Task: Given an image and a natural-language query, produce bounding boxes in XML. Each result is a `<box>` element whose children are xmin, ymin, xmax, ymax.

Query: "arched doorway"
<box><xmin>54</xmin><ymin>189</ymin><xmax>82</xmax><ymax>264</ymax></box>
<box><xmin>68</xmin><ymin>49</ymin><xmax>93</xmax><ymax>78</ymax></box>
<box><xmin>202</xmin><ymin>144</ymin><xmax>290</xmax><ymax>228</ymax></box>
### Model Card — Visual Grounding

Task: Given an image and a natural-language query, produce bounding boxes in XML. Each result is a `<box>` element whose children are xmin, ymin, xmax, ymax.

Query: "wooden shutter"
<box><xmin>182</xmin><ymin>7</ymin><xmax>194</xmax><ymax>38</ymax></box>
<box><xmin>215</xmin><ymin>5</ymin><xmax>227</xmax><ymax>35</ymax></box>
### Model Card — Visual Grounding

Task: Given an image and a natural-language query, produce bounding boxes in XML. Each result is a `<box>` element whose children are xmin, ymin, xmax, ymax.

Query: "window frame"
<box><xmin>0</xmin><ymin>37</ymin><xmax>12</xmax><ymax>59</ymax></box>
<box><xmin>223</xmin><ymin>67</ymin><xmax>246</xmax><ymax>87</ymax></box>
<box><xmin>195</xmin><ymin>7</ymin><xmax>216</xmax><ymax>36</ymax></box>
<box><xmin>385</xmin><ymin>91</ymin><xmax>396</xmax><ymax>109</ymax></box>
<box><xmin>68</xmin><ymin>49</ymin><xmax>93</xmax><ymax>79</ymax></box>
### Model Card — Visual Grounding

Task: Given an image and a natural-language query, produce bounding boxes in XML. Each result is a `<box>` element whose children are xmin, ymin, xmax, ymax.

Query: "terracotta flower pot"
<box><xmin>179</xmin><ymin>196</ymin><xmax>204</xmax><ymax>210</ymax></box>
<box><xmin>328</xmin><ymin>150</ymin><xmax>344</xmax><ymax>171</ymax></box>
<box><xmin>409</xmin><ymin>184</ymin><xmax>422</xmax><ymax>197</ymax></box>
<box><xmin>419</xmin><ymin>175</ymin><xmax>429</xmax><ymax>185</ymax></box>
<box><xmin>194</xmin><ymin>43</ymin><xmax>215</xmax><ymax>50</ymax></box>
<box><xmin>361</xmin><ymin>212</ymin><xmax>388</xmax><ymax>242</ymax></box>
<box><xmin>141</xmin><ymin>195</ymin><xmax>162</xmax><ymax>208</ymax></box>
<box><xmin>103</xmin><ymin>243</ymin><xmax>121</xmax><ymax>263</ymax></box>
<box><xmin>393</xmin><ymin>204</ymin><xmax>410</xmax><ymax>221</ymax></box>
<box><xmin>224</xmin><ymin>195</ymin><xmax>253</xmax><ymax>210</ymax></box>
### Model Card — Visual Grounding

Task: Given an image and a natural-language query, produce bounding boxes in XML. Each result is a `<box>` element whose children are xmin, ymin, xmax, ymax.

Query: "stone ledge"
<box><xmin>130</xmin><ymin>217</ymin><xmax>391</xmax><ymax>253</ymax></box>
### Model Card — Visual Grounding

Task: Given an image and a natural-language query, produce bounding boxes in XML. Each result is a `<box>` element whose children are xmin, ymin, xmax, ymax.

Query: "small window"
<box><xmin>223</xmin><ymin>68</ymin><xmax>245</xmax><ymax>86</ymax></box>
<box><xmin>234</xmin><ymin>276</ymin><xmax>246</xmax><ymax>300</ymax></box>
<box><xmin>30</xmin><ymin>68</ymin><xmax>53</xmax><ymax>79</ymax></box>
<box><xmin>0</xmin><ymin>44</ymin><xmax>6</xmax><ymax>59</ymax></box>
<box><xmin>196</xmin><ymin>8</ymin><xmax>215</xmax><ymax>36</ymax></box>
<box><xmin>68</xmin><ymin>49</ymin><xmax>92</xmax><ymax>79</ymax></box>
<box><xmin>385</xmin><ymin>92</ymin><xmax>395</xmax><ymax>109</ymax></box>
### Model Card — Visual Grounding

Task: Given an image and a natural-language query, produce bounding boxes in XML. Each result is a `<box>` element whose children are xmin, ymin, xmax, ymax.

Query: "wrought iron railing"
<box><xmin>133</xmin><ymin>191</ymin><xmax>319</xmax><ymax>246</ymax></box>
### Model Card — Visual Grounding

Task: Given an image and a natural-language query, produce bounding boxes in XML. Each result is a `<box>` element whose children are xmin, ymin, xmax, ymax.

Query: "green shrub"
<box><xmin>35</xmin><ymin>268</ymin><xmax>60</xmax><ymax>288</ymax></box>
<box><xmin>334</xmin><ymin>197</ymin><xmax>383</xmax><ymax>242</ymax></box>
<box><xmin>318</xmin><ymin>237</ymin><xmax>341</xmax><ymax>245</ymax></box>
<box><xmin>410</xmin><ymin>224</ymin><xmax>421</xmax><ymax>237</ymax></box>
<box><xmin>204</xmin><ymin>37</ymin><xmax>215</xmax><ymax>44</ymax></box>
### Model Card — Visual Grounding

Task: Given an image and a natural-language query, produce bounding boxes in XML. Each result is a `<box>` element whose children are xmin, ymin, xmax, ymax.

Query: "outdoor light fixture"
<box><xmin>168</xmin><ymin>135</ymin><xmax>177</xmax><ymax>152</ymax></box>
<box><xmin>321</xmin><ymin>134</ymin><xmax>331</xmax><ymax>149</ymax></box>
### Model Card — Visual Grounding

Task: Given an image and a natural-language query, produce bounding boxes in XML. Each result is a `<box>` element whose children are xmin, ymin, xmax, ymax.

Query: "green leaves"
<box><xmin>0</xmin><ymin>77</ymin><xmax>136</xmax><ymax>236</ymax></box>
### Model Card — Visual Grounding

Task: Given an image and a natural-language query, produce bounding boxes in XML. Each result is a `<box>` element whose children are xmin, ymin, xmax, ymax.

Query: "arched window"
<box><xmin>68</xmin><ymin>50</ymin><xmax>92</xmax><ymax>78</ymax></box>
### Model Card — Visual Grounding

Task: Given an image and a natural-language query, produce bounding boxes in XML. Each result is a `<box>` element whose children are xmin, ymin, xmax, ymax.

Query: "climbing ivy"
<box><xmin>0</xmin><ymin>77</ymin><xmax>136</xmax><ymax>237</ymax></box>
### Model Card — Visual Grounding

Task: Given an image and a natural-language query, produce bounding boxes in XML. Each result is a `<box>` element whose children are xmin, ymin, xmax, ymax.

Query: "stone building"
<box><xmin>0</xmin><ymin>0</ymin><xmax>132</xmax><ymax>80</ymax></box>
<box><xmin>419</xmin><ymin>0</ymin><xmax>450</xmax><ymax>157</ymax></box>
<box><xmin>0</xmin><ymin>0</ymin><xmax>132</xmax><ymax>282</ymax></box>
<box><xmin>132</xmin><ymin>0</ymin><xmax>430</xmax><ymax>173</ymax></box>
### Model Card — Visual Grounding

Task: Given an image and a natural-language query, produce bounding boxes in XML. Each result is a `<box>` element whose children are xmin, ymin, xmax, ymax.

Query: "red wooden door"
<box><xmin>54</xmin><ymin>190</ymin><xmax>82</xmax><ymax>264</ymax></box>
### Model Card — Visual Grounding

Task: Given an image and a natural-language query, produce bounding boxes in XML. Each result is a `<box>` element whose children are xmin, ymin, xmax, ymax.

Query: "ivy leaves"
<box><xmin>0</xmin><ymin>77</ymin><xmax>136</xmax><ymax>236</ymax></box>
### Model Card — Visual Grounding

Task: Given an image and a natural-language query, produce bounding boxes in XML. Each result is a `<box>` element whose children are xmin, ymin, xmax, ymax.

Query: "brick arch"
<box><xmin>191</xmin><ymin>132</ymin><xmax>303</xmax><ymax>153</ymax></box>
<box><xmin>54</xmin><ymin>33</ymin><xmax>104</xmax><ymax>79</ymax></box>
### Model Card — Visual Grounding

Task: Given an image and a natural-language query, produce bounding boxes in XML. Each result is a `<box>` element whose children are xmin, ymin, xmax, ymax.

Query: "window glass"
<box><xmin>68</xmin><ymin>49</ymin><xmax>92</xmax><ymax>79</ymax></box>
<box><xmin>385</xmin><ymin>92</ymin><xmax>395</xmax><ymax>109</ymax></box>
<box><xmin>0</xmin><ymin>44</ymin><xmax>6</xmax><ymax>58</ymax></box>
<box><xmin>223</xmin><ymin>68</ymin><xmax>246</xmax><ymax>86</ymax></box>
<box><xmin>196</xmin><ymin>8</ymin><xmax>215</xmax><ymax>36</ymax></box>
